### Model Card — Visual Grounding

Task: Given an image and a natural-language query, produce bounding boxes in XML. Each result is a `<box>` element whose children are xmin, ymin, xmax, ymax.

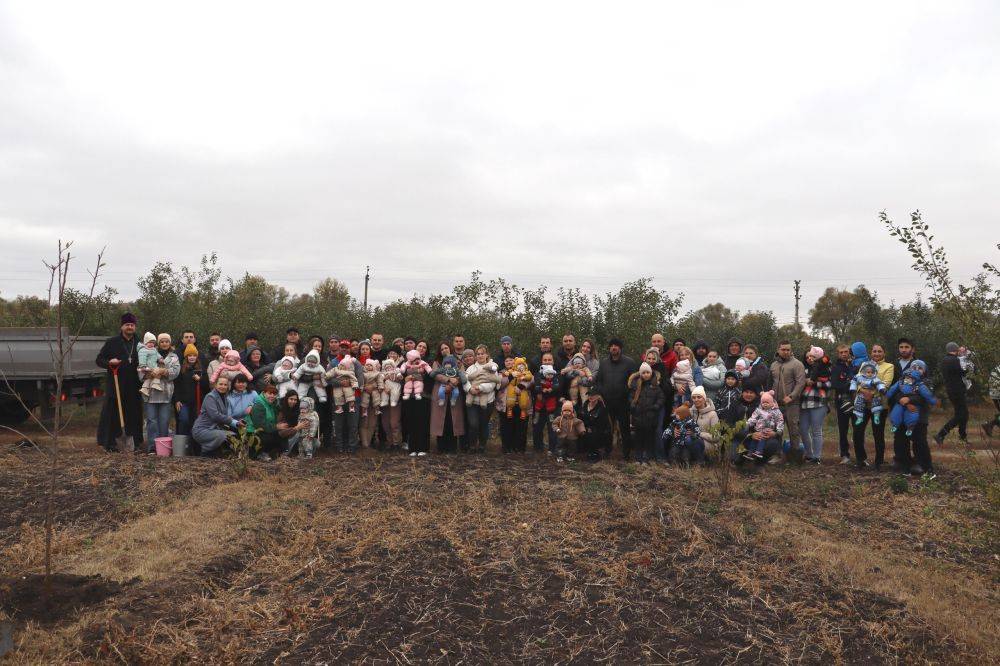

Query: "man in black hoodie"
<box><xmin>241</xmin><ymin>331</ymin><xmax>270</xmax><ymax>365</ymax></box>
<box><xmin>596</xmin><ymin>337</ymin><xmax>637</xmax><ymax>460</ymax></box>
<box><xmin>724</xmin><ymin>338</ymin><xmax>743</xmax><ymax>370</ymax></box>
<box><xmin>692</xmin><ymin>339</ymin><xmax>710</xmax><ymax>366</ymax></box>
<box><xmin>935</xmin><ymin>342</ymin><xmax>968</xmax><ymax>445</ymax></box>
<box><xmin>271</xmin><ymin>327</ymin><xmax>305</xmax><ymax>363</ymax></box>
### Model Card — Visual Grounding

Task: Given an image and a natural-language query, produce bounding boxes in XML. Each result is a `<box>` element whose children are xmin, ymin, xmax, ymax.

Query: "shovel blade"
<box><xmin>116</xmin><ymin>435</ymin><xmax>135</xmax><ymax>453</ymax></box>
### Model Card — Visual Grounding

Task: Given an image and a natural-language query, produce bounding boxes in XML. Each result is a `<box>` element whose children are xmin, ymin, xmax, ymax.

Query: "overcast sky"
<box><xmin>1</xmin><ymin>1</ymin><xmax>997</xmax><ymax>326</ymax></box>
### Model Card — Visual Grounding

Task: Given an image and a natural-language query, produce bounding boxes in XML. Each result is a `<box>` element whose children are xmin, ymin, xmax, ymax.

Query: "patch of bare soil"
<box><xmin>0</xmin><ymin>574</ymin><xmax>126</xmax><ymax>627</ymax></box>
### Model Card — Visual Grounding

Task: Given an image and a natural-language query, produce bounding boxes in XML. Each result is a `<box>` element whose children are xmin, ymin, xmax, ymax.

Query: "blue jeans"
<box><xmin>465</xmin><ymin>404</ymin><xmax>492</xmax><ymax>452</ymax></box>
<box><xmin>799</xmin><ymin>406</ymin><xmax>826</xmax><ymax>459</ymax></box>
<box><xmin>176</xmin><ymin>403</ymin><xmax>194</xmax><ymax>436</ymax></box>
<box><xmin>653</xmin><ymin>407</ymin><xmax>667</xmax><ymax>460</ymax></box>
<box><xmin>284</xmin><ymin>432</ymin><xmax>303</xmax><ymax>455</ymax></box>
<box><xmin>145</xmin><ymin>401</ymin><xmax>172</xmax><ymax>451</ymax></box>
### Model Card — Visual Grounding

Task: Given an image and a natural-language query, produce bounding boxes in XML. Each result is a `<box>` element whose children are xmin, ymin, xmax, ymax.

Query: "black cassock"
<box><xmin>95</xmin><ymin>334</ymin><xmax>144</xmax><ymax>450</ymax></box>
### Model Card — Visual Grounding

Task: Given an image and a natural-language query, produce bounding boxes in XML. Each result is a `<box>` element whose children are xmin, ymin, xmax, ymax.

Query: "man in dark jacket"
<box><xmin>891</xmin><ymin>359</ymin><xmax>935</xmax><ymax>476</ymax></box>
<box><xmin>494</xmin><ymin>335</ymin><xmax>521</xmax><ymax>369</ymax></box>
<box><xmin>935</xmin><ymin>342</ymin><xmax>968</xmax><ymax>445</ymax></box>
<box><xmin>271</xmin><ymin>327</ymin><xmax>305</xmax><ymax>364</ymax></box>
<box><xmin>96</xmin><ymin>313</ymin><xmax>144</xmax><ymax>452</ymax></box>
<box><xmin>893</xmin><ymin>337</ymin><xmax>920</xmax><ymax>384</ymax></box>
<box><xmin>830</xmin><ymin>343</ymin><xmax>854</xmax><ymax>463</ymax></box>
<box><xmin>529</xmin><ymin>336</ymin><xmax>554</xmax><ymax>374</ymax></box>
<box><xmin>692</xmin><ymin>339</ymin><xmax>710</xmax><ymax>366</ymax></box>
<box><xmin>724</xmin><ymin>337</ymin><xmax>743</xmax><ymax>370</ymax></box>
<box><xmin>596</xmin><ymin>337</ymin><xmax>637</xmax><ymax>459</ymax></box>
<box><xmin>554</xmin><ymin>333</ymin><xmax>577</xmax><ymax>374</ymax></box>
<box><xmin>241</xmin><ymin>332</ymin><xmax>270</xmax><ymax>365</ymax></box>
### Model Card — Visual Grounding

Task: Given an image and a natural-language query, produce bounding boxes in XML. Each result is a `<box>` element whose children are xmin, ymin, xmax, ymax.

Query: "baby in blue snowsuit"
<box><xmin>887</xmin><ymin>368</ymin><xmax>936</xmax><ymax>436</ymax></box>
<box><xmin>850</xmin><ymin>360</ymin><xmax>886</xmax><ymax>425</ymax></box>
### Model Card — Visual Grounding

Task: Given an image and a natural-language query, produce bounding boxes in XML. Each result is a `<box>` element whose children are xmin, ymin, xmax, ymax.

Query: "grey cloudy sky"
<box><xmin>1</xmin><ymin>1</ymin><xmax>997</xmax><ymax>326</ymax></box>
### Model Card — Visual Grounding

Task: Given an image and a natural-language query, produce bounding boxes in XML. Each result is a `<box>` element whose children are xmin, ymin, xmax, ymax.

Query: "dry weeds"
<box><xmin>0</xmin><ymin>426</ymin><xmax>997</xmax><ymax>664</ymax></box>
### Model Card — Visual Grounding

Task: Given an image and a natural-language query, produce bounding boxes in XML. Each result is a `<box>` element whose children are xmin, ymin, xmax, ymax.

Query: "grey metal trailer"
<box><xmin>0</xmin><ymin>327</ymin><xmax>106</xmax><ymax>426</ymax></box>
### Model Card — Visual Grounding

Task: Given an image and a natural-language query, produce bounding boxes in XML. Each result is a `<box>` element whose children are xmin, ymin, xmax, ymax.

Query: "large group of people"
<box><xmin>95</xmin><ymin>312</ymin><xmax>992</xmax><ymax>477</ymax></box>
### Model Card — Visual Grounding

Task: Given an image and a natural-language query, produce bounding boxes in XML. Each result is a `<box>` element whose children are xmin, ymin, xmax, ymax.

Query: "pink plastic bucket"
<box><xmin>154</xmin><ymin>436</ymin><xmax>173</xmax><ymax>456</ymax></box>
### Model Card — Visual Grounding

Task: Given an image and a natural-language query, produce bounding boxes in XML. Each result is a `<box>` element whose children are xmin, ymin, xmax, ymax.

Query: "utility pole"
<box><xmin>793</xmin><ymin>279</ymin><xmax>802</xmax><ymax>331</ymax></box>
<box><xmin>363</xmin><ymin>265</ymin><xmax>370</xmax><ymax>314</ymax></box>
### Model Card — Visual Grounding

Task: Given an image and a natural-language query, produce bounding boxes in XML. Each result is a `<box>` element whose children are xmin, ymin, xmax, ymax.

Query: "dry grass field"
<box><xmin>1</xmin><ymin>408</ymin><xmax>997</xmax><ymax>664</ymax></box>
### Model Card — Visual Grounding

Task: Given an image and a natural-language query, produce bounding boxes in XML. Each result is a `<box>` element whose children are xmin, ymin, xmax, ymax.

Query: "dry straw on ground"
<box><xmin>1</xmin><ymin>424</ymin><xmax>997</xmax><ymax>664</ymax></box>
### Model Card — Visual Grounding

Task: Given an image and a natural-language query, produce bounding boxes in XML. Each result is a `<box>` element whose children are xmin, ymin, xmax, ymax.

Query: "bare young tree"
<box><xmin>0</xmin><ymin>241</ymin><xmax>106</xmax><ymax>591</ymax></box>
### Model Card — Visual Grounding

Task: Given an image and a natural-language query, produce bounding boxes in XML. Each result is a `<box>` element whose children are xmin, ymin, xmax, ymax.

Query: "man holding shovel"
<box><xmin>96</xmin><ymin>313</ymin><xmax>144</xmax><ymax>452</ymax></box>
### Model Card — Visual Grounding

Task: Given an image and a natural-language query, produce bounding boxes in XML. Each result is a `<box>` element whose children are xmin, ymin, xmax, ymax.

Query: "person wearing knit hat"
<box><xmin>800</xmin><ymin>344</ymin><xmax>832</xmax><ymax>464</ymax></box>
<box><xmin>742</xmin><ymin>390</ymin><xmax>784</xmax><ymax>462</ymax></box>
<box><xmin>175</xmin><ymin>343</ymin><xmax>209</xmax><ymax>438</ymax></box>
<box><xmin>935</xmin><ymin>340</ymin><xmax>969</xmax><ymax>447</ymax></box>
<box><xmin>715</xmin><ymin>369</ymin><xmax>743</xmax><ymax>426</ymax></box>
<box><xmin>599</xmin><ymin>335</ymin><xmax>637</xmax><ymax>459</ymax></box>
<box><xmin>638</xmin><ymin>346</ymin><xmax>672</xmax><ymax>459</ymax></box>
<box><xmin>138</xmin><ymin>333</ymin><xmax>164</xmax><ymax>398</ymax></box>
<box><xmin>627</xmin><ymin>360</ymin><xmax>664</xmax><ymax>463</ymax></box>
<box><xmin>493</xmin><ymin>335</ymin><xmax>520</xmax><ymax>368</ymax></box>
<box><xmin>140</xmin><ymin>332</ymin><xmax>181</xmax><ymax>451</ymax></box>
<box><xmin>690</xmin><ymin>385</ymin><xmax>707</xmax><ymax>401</ymax></box>
<box><xmin>207</xmin><ymin>339</ymin><xmax>233</xmax><ymax>379</ymax></box>
<box><xmin>241</xmin><ymin>332</ymin><xmax>269</xmax><ymax>365</ymax></box>
<box><xmin>96</xmin><ymin>313</ymin><xmax>143</xmax><ymax>451</ymax></box>
<box><xmin>580</xmin><ymin>387</ymin><xmax>610</xmax><ymax>461</ymax></box>
<box><xmin>692</xmin><ymin>340</ymin><xmax>710</xmax><ymax>366</ymax></box>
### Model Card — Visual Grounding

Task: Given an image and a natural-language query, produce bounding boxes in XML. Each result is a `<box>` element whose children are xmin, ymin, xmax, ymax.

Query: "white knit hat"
<box><xmin>639</xmin><ymin>362</ymin><xmax>653</xmax><ymax>374</ymax></box>
<box><xmin>143</xmin><ymin>332</ymin><xmax>156</xmax><ymax>344</ymax></box>
<box><xmin>219</xmin><ymin>339</ymin><xmax>232</xmax><ymax>350</ymax></box>
<box><xmin>691</xmin><ymin>386</ymin><xmax>706</xmax><ymax>400</ymax></box>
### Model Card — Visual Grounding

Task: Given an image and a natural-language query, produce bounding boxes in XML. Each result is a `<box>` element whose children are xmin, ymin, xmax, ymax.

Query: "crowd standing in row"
<box><xmin>96</xmin><ymin>313</ymin><xmax>995</xmax><ymax>477</ymax></box>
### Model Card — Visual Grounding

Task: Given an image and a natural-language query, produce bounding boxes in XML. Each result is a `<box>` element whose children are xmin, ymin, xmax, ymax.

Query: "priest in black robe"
<box><xmin>96</xmin><ymin>312</ymin><xmax>144</xmax><ymax>451</ymax></box>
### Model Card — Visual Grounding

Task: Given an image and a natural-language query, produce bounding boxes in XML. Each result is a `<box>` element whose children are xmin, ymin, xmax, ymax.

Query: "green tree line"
<box><xmin>2</xmin><ymin>212</ymin><xmax>996</xmax><ymax>397</ymax></box>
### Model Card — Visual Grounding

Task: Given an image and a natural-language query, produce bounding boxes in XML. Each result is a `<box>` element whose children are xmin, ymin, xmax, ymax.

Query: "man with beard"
<box><xmin>96</xmin><ymin>313</ymin><xmax>144</xmax><ymax>452</ymax></box>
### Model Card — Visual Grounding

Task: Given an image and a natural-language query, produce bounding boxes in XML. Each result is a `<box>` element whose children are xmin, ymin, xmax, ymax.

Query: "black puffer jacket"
<box><xmin>174</xmin><ymin>365</ymin><xmax>210</xmax><ymax>407</ymax></box>
<box><xmin>581</xmin><ymin>399</ymin><xmax>611</xmax><ymax>437</ymax></box>
<box><xmin>597</xmin><ymin>354</ymin><xmax>638</xmax><ymax>404</ymax></box>
<box><xmin>940</xmin><ymin>354</ymin><xmax>965</xmax><ymax>395</ymax></box>
<box><xmin>742</xmin><ymin>357</ymin><xmax>770</xmax><ymax>394</ymax></box>
<box><xmin>627</xmin><ymin>374</ymin><xmax>665</xmax><ymax>431</ymax></box>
